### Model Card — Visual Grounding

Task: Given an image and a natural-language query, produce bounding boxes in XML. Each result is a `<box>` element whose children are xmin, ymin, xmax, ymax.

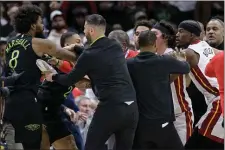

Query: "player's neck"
<box><xmin>24</xmin><ymin>30</ymin><xmax>35</xmax><ymax>37</ymax></box>
<box><xmin>157</xmin><ymin>44</ymin><xmax>167</xmax><ymax>55</ymax></box>
<box><xmin>191</xmin><ymin>38</ymin><xmax>201</xmax><ymax>44</ymax></box>
<box><xmin>140</xmin><ymin>46</ymin><xmax>156</xmax><ymax>53</ymax></box>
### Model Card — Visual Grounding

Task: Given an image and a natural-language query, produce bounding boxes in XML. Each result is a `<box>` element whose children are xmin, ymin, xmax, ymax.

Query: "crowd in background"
<box><xmin>0</xmin><ymin>1</ymin><xmax>224</xmax><ymax>70</ymax></box>
<box><xmin>1</xmin><ymin>1</ymin><xmax>224</xmax><ymax>41</ymax></box>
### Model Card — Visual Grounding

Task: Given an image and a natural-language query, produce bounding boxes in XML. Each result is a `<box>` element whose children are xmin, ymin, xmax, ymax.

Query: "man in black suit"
<box><xmin>45</xmin><ymin>14</ymin><xmax>138</xmax><ymax>150</ymax></box>
<box><xmin>127</xmin><ymin>30</ymin><xmax>190</xmax><ymax>150</ymax></box>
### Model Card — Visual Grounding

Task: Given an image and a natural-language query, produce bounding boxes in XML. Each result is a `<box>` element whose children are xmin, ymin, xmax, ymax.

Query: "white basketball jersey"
<box><xmin>188</xmin><ymin>41</ymin><xmax>219</xmax><ymax>104</ymax></box>
<box><xmin>164</xmin><ymin>48</ymin><xmax>193</xmax><ymax>116</ymax></box>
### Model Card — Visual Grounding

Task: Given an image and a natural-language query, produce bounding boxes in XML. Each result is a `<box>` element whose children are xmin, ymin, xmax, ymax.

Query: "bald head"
<box><xmin>108</xmin><ymin>30</ymin><xmax>130</xmax><ymax>52</ymax></box>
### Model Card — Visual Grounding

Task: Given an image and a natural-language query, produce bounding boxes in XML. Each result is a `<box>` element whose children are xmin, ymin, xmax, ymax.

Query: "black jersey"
<box><xmin>5</xmin><ymin>34</ymin><xmax>41</xmax><ymax>94</ymax></box>
<box><xmin>38</xmin><ymin>65</ymin><xmax>75</xmax><ymax>111</ymax></box>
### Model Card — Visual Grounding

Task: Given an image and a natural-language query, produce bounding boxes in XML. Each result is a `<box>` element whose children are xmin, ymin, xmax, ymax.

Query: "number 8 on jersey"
<box><xmin>9</xmin><ymin>50</ymin><xmax>20</xmax><ymax>69</ymax></box>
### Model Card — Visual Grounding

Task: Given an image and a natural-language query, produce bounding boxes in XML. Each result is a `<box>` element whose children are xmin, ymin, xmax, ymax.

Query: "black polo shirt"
<box><xmin>53</xmin><ymin>37</ymin><xmax>136</xmax><ymax>105</ymax></box>
<box><xmin>127</xmin><ymin>51</ymin><xmax>190</xmax><ymax>124</ymax></box>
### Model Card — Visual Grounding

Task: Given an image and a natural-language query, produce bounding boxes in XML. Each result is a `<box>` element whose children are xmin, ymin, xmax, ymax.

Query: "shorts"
<box><xmin>4</xmin><ymin>91</ymin><xmax>43</xmax><ymax>143</ymax></box>
<box><xmin>174</xmin><ymin>111</ymin><xmax>194</xmax><ymax>145</ymax></box>
<box><xmin>196</xmin><ymin>98</ymin><xmax>224</xmax><ymax>143</ymax></box>
<box><xmin>42</xmin><ymin>106</ymin><xmax>71</xmax><ymax>144</ymax></box>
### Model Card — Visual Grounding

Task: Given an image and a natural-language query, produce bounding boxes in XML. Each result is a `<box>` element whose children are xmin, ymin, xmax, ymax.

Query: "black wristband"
<box><xmin>73</xmin><ymin>45</ymin><xmax>84</xmax><ymax>56</ymax></box>
<box><xmin>52</xmin><ymin>74</ymin><xmax>58</xmax><ymax>81</ymax></box>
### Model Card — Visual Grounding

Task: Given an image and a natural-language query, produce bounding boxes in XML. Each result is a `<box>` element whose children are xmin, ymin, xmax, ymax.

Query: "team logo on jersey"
<box><xmin>24</xmin><ymin>124</ymin><xmax>40</xmax><ymax>131</ymax></box>
<box><xmin>203</xmin><ymin>48</ymin><xmax>213</xmax><ymax>57</ymax></box>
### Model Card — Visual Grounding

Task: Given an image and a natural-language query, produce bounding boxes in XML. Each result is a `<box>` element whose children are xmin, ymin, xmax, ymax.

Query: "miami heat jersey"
<box><xmin>164</xmin><ymin>48</ymin><xmax>193</xmax><ymax>116</ymax></box>
<box><xmin>164</xmin><ymin>48</ymin><xmax>194</xmax><ymax>144</ymax></box>
<box><xmin>188</xmin><ymin>41</ymin><xmax>219</xmax><ymax>104</ymax></box>
<box><xmin>188</xmin><ymin>41</ymin><xmax>223</xmax><ymax>143</ymax></box>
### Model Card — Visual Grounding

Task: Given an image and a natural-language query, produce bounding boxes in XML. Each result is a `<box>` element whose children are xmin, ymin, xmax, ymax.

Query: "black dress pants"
<box><xmin>85</xmin><ymin>102</ymin><xmax>139</xmax><ymax>150</ymax></box>
<box><xmin>133</xmin><ymin>117</ymin><xmax>184</xmax><ymax>150</ymax></box>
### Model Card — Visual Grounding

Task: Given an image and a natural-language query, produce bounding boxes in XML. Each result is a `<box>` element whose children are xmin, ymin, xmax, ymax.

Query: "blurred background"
<box><xmin>0</xmin><ymin>1</ymin><xmax>224</xmax><ymax>45</ymax></box>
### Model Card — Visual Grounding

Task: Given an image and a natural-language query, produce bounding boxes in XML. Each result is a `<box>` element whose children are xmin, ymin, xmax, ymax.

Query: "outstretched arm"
<box><xmin>168</xmin><ymin>48</ymin><xmax>199</xmax><ymax>82</ymax></box>
<box><xmin>45</xmin><ymin>53</ymin><xmax>90</xmax><ymax>86</ymax></box>
<box><xmin>32</xmin><ymin>38</ymin><xmax>77</xmax><ymax>62</ymax></box>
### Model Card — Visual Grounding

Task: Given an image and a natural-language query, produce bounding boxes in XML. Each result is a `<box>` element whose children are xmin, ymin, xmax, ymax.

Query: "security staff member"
<box><xmin>44</xmin><ymin>14</ymin><xmax>139</xmax><ymax>150</ymax></box>
<box><xmin>127</xmin><ymin>30</ymin><xmax>190</xmax><ymax>150</ymax></box>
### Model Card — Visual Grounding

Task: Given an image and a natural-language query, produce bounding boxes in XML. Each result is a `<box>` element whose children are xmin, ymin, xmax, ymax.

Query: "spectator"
<box><xmin>49</xmin><ymin>1</ymin><xmax>61</xmax><ymax>12</ymax></box>
<box><xmin>47</xmin><ymin>10</ymin><xmax>67</xmax><ymax>47</ymax></box>
<box><xmin>75</xmin><ymin>96</ymin><xmax>93</xmax><ymax>144</ymax></box>
<box><xmin>68</xmin><ymin>7</ymin><xmax>88</xmax><ymax>37</ymax></box>
<box><xmin>0</xmin><ymin>4</ymin><xmax>17</xmax><ymax>38</ymax></box>
<box><xmin>61</xmin><ymin>1</ymin><xmax>97</xmax><ymax>28</ymax></box>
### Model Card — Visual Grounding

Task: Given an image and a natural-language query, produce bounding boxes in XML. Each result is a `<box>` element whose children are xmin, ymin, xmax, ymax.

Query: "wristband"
<box><xmin>73</xmin><ymin>45</ymin><xmax>84</xmax><ymax>56</ymax></box>
<box><xmin>52</xmin><ymin>74</ymin><xmax>58</xmax><ymax>81</ymax></box>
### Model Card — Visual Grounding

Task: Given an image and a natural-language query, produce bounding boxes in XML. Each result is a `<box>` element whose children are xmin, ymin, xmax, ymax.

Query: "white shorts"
<box><xmin>174</xmin><ymin>111</ymin><xmax>194</xmax><ymax>145</ymax></box>
<box><xmin>196</xmin><ymin>98</ymin><xmax>224</xmax><ymax>143</ymax></box>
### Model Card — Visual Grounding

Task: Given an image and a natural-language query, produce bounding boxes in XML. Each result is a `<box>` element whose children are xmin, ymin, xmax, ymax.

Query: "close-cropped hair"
<box><xmin>85</xmin><ymin>14</ymin><xmax>106</xmax><ymax>27</ymax></box>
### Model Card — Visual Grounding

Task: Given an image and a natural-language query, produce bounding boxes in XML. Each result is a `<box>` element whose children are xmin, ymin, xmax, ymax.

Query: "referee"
<box><xmin>45</xmin><ymin>14</ymin><xmax>138</xmax><ymax>150</ymax></box>
<box><xmin>127</xmin><ymin>30</ymin><xmax>189</xmax><ymax>150</ymax></box>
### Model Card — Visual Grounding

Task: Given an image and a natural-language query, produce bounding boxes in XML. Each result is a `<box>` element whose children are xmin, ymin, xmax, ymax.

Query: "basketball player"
<box><xmin>151</xmin><ymin>21</ymin><xmax>194</xmax><ymax>145</ymax></box>
<box><xmin>176</xmin><ymin>20</ymin><xmax>224</xmax><ymax>149</ymax></box>
<box><xmin>133</xmin><ymin>20</ymin><xmax>153</xmax><ymax>50</ymax></box>
<box><xmin>40</xmin><ymin>32</ymin><xmax>87</xmax><ymax>150</ymax></box>
<box><xmin>4</xmin><ymin>5</ymin><xmax>78</xmax><ymax>150</ymax></box>
<box><xmin>205</xmin><ymin>51</ymin><xmax>224</xmax><ymax>117</ymax></box>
